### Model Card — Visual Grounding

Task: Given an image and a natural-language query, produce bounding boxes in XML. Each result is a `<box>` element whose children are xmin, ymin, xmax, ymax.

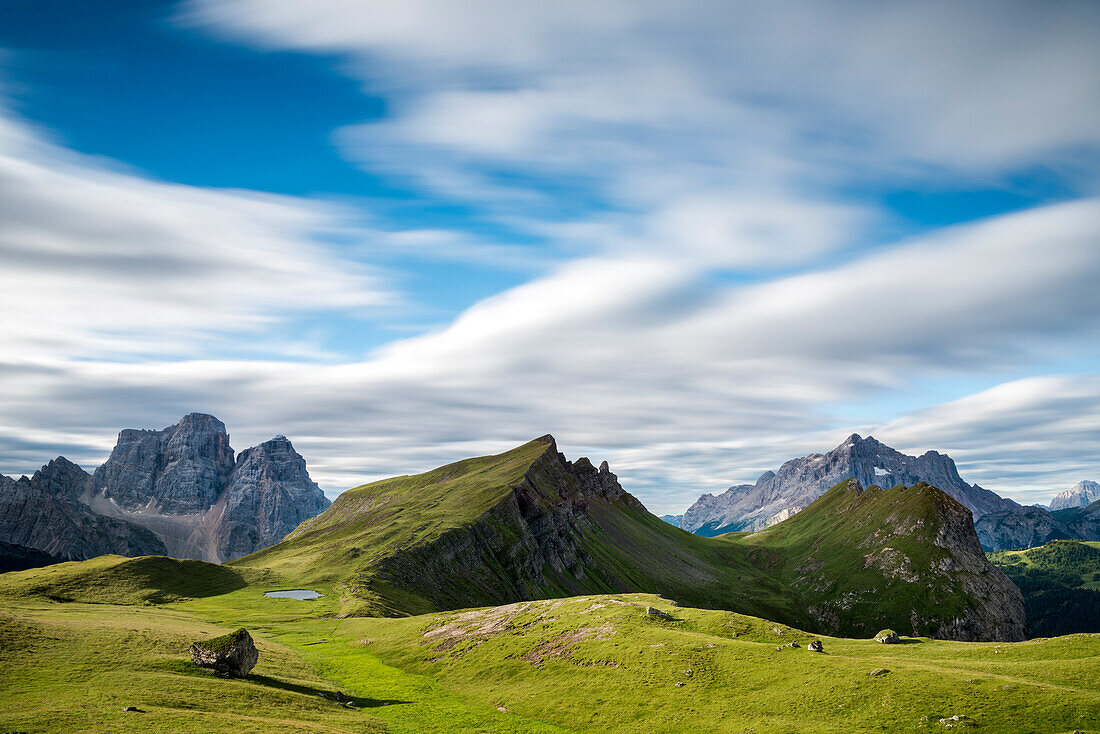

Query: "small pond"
<box><xmin>264</xmin><ymin>589</ymin><xmax>323</xmax><ymax>600</ymax></box>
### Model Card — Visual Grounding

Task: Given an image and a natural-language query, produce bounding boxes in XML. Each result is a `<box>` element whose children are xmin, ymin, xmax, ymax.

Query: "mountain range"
<box><xmin>0</xmin><ymin>413</ymin><xmax>328</xmax><ymax>565</ymax></box>
<box><xmin>235</xmin><ymin>435</ymin><xmax>1025</xmax><ymax>641</ymax></box>
<box><xmin>680</xmin><ymin>434</ymin><xmax>1019</xmax><ymax>535</ymax></box>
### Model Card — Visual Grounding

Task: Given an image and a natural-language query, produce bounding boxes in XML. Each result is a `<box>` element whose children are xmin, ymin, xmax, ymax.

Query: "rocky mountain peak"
<box><xmin>95</xmin><ymin>413</ymin><xmax>235</xmax><ymax>515</ymax></box>
<box><xmin>29</xmin><ymin>457</ymin><xmax>92</xmax><ymax>498</ymax></box>
<box><xmin>1050</xmin><ymin>479</ymin><xmax>1100</xmax><ymax>510</ymax></box>
<box><xmin>681</xmin><ymin>434</ymin><xmax>1018</xmax><ymax>536</ymax></box>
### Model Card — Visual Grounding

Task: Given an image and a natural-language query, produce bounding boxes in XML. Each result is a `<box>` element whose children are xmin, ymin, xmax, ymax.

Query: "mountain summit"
<box><xmin>0</xmin><ymin>414</ymin><xmax>329</xmax><ymax>564</ymax></box>
<box><xmin>681</xmin><ymin>434</ymin><xmax>1018</xmax><ymax>535</ymax></box>
<box><xmin>1049</xmin><ymin>480</ymin><xmax>1100</xmax><ymax>511</ymax></box>
<box><xmin>237</xmin><ymin>435</ymin><xmax>1024</xmax><ymax>641</ymax></box>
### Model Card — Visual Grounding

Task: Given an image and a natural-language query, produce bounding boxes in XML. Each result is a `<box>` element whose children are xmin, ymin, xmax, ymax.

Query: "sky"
<box><xmin>0</xmin><ymin>0</ymin><xmax>1098</xmax><ymax>512</ymax></box>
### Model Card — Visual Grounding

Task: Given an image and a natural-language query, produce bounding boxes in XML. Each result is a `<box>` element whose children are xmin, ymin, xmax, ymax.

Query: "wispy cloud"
<box><xmin>0</xmin><ymin>2</ymin><xmax>1097</xmax><ymax>514</ymax></box>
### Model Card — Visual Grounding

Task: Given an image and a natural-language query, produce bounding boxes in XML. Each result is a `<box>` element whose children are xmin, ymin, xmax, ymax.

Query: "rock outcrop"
<box><xmin>0</xmin><ymin>460</ymin><xmax>166</xmax><ymax>561</ymax></box>
<box><xmin>0</xmin><ymin>414</ymin><xmax>329</xmax><ymax>564</ymax></box>
<box><xmin>681</xmin><ymin>434</ymin><xmax>1018</xmax><ymax>536</ymax></box>
<box><xmin>215</xmin><ymin>436</ymin><xmax>331</xmax><ymax>561</ymax></box>
<box><xmin>189</xmin><ymin>628</ymin><xmax>258</xmax><ymax>677</ymax></box>
<box><xmin>1049</xmin><ymin>480</ymin><xmax>1100</xmax><ymax>511</ymax></box>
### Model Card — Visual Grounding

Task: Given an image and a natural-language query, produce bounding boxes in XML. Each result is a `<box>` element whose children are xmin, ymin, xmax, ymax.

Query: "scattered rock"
<box><xmin>496</xmin><ymin>705</ymin><xmax>508</xmax><ymax>713</ymax></box>
<box><xmin>786</xmin><ymin>641</ymin><xmax>800</xmax><ymax>648</ymax></box>
<box><xmin>333</xmin><ymin>691</ymin><xmax>351</xmax><ymax>703</ymax></box>
<box><xmin>874</xmin><ymin>629</ymin><xmax>901</xmax><ymax>644</ymax></box>
<box><xmin>808</xmin><ymin>640</ymin><xmax>823</xmax><ymax>652</ymax></box>
<box><xmin>675</xmin><ymin>682</ymin><xmax>685</xmax><ymax>687</ymax></box>
<box><xmin>770</xmin><ymin>627</ymin><xmax>785</xmax><ymax>635</ymax></box>
<box><xmin>189</xmin><ymin>628</ymin><xmax>259</xmax><ymax>678</ymax></box>
<box><xmin>868</xmin><ymin>668</ymin><xmax>890</xmax><ymax>677</ymax></box>
<box><xmin>645</xmin><ymin>607</ymin><xmax>670</xmax><ymax>620</ymax></box>
<box><xmin>122</xmin><ymin>706</ymin><xmax>138</xmax><ymax>712</ymax></box>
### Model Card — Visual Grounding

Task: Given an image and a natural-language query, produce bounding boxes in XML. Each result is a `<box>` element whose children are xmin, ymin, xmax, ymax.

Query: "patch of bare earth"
<box><xmin>522</xmin><ymin>624</ymin><xmax>616</xmax><ymax>665</ymax></box>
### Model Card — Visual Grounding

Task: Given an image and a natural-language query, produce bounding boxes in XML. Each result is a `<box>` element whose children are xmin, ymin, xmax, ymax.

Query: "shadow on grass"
<box><xmin>248</xmin><ymin>674</ymin><xmax>409</xmax><ymax>708</ymax></box>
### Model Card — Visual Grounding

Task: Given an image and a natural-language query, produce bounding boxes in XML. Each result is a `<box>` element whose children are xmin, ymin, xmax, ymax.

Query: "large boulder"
<box><xmin>189</xmin><ymin>628</ymin><xmax>258</xmax><ymax>677</ymax></box>
<box><xmin>874</xmin><ymin>629</ymin><xmax>900</xmax><ymax>644</ymax></box>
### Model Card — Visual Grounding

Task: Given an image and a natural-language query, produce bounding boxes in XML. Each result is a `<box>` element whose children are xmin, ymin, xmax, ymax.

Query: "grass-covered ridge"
<box><xmin>231</xmin><ymin>439</ymin><xmax>1021</xmax><ymax>641</ymax></box>
<box><xmin>0</xmin><ymin>554</ymin><xmax>246</xmax><ymax>604</ymax></box>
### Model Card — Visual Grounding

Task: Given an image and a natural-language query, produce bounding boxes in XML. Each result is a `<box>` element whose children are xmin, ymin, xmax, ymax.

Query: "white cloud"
<box><xmin>3</xmin><ymin>199</ymin><xmax>1097</xmax><ymax>512</ymax></box>
<box><xmin>0</xmin><ymin>109</ymin><xmax>391</xmax><ymax>361</ymax></box>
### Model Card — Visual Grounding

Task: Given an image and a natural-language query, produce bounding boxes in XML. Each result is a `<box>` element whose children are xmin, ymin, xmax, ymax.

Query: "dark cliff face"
<box><xmin>215</xmin><ymin>436</ymin><xmax>331</xmax><ymax>561</ymax></box>
<box><xmin>0</xmin><ymin>461</ymin><xmax>165</xmax><ymax>561</ymax></box>
<box><xmin>370</xmin><ymin>446</ymin><xmax>644</xmax><ymax>613</ymax></box>
<box><xmin>682</xmin><ymin>434</ymin><xmax>1018</xmax><ymax>535</ymax></box>
<box><xmin>93</xmin><ymin>413</ymin><xmax>235</xmax><ymax>514</ymax></box>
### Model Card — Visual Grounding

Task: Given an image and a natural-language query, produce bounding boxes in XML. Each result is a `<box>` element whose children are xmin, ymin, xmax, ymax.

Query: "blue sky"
<box><xmin>0</xmin><ymin>0</ymin><xmax>1098</xmax><ymax>511</ymax></box>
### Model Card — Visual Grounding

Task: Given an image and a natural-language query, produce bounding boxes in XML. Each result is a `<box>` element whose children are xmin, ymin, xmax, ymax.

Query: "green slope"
<box><xmin>233</xmin><ymin>436</ymin><xmax>1022</xmax><ymax>641</ymax></box>
<box><xmin>989</xmin><ymin>540</ymin><xmax>1100</xmax><ymax>637</ymax></box>
<box><xmin>1</xmin><ymin>589</ymin><xmax>1096</xmax><ymax>734</ymax></box>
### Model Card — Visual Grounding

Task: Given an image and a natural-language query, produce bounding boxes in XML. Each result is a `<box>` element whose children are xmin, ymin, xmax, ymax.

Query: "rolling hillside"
<box><xmin>235</xmin><ymin>435</ymin><xmax>1024</xmax><ymax>640</ymax></box>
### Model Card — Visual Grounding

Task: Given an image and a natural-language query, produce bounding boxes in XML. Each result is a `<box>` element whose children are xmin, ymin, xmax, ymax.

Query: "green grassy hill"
<box><xmin>1</xmin><ymin>586</ymin><xmax>1096</xmax><ymax>734</ymax></box>
<box><xmin>233</xmin><ymin>436</ymin><xmax>1023</xmax><ymax>641</ymax></box>
<box><xmin>989</xmin><ymin>540</ymin><xmax>1100</xmax><ymax>637</ymax></box>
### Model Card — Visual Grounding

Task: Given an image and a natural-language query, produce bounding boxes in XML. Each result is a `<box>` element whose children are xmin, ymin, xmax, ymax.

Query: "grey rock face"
<box><xmin>0</xmin><ymin>460</ymin><xmax>165</xmax><ymax>561</ymax></box>
<box><xmin>1049</xmin><ymin>480</ymin><xmax>1100</xmax><ymax>511</ymax></box>
<box><xmin>925</xmin><ymin>491</ymin><xmax>1026</xmax><ymax>642</ymax></box>
<box><xmin>681</xmin><ymin>434</ymin><xmax>1018</xmax><ymax>535</ymax></box>
<box><xmin>189</xmin><ymin>628</ymin><xmax>258</xmax><ymax>677</ymax></box>
<box><xmin>659</xmin><ymin>514</ymin><xmax>683</xmax><ymax>528</ymax></box>
<box><xmin>976</xmin><ymin>501</ymin><xmax>1100</xmax><ymax>551</ymax></box>
<box><xmin>214</xmin><ymin>436</ymin><xmax>331</xmax><ymax>561</ymax></box>
<box><xmin>94</xmin><ymin>413</ymin><xmax>234</xmax><ymax>514</ymax></box>
<box><xmin>1</xmin><ymin>414</ymin><xmax>328</xmax><ymax>564</ymax></box>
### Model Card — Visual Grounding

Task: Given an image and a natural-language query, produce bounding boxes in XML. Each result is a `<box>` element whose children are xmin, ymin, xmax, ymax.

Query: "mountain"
<box><xmin>1049</xmin><ymin>480</ymin><xmax>1100</xmax><ymax>510</ymax></box>
<box><xmin>0</xmin><ymin>458</ymin><xmax>166</xmax><ymax>561</ymax></box>
<box><xmin>976</xmin><ymin>499</ymin><xmax>1100</xmax><ymax>551</ymax></box>
<box><xmin>680</xmin><ymin>434</ymin><xmax>1018</xmax><ymax>535</ymax></box>
<box><xmin>988</xmin><ymin>540</ymin><xmax>1100</xmax><ymax>637</ymax></box>
<box><xmin>237</xmin><ymin>435</ymin><xmax>1024</xmax><ymax>641</ymax></box>
<box><xmin>0</xmin><ymin>414</ymin><xmax>329</xmax><ymax>564</ymax></box>
<box><xmin>659</xmin><ymin>514</ymin><xmax>683</xmax><ymax>527</ymax></box>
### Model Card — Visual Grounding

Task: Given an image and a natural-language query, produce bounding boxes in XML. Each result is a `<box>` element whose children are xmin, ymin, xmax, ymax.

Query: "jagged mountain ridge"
<box><xmin>681</xmin><ymin>434</ymin><xmax>1018</xmax><ymax>536</ymax></box>
<box><xmin>0</xmin><ymin>414</ymin><xmax>329</xmax><ymax>564</ymax></box>
<box><xmin>0</xmin><ymin>458</ymin><xmax>166</xmax><ymax>562</ymax></box>
<box><xmin>1050</xmin><ymin>480</ymin><xmax>1100</xmax><ymax>510</ymax></box>
<box><xmin>238</xmin><ymin>435</ymin><xmax>1024</xmax><ymax>641</ymax></box>
<box><xmin>976</xmin><ymin>500</ymin><xmax>1100</xmax><ymax>551</ymax></box>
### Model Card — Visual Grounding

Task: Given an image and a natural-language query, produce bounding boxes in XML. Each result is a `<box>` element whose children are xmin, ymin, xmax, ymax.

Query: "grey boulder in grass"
<box><xmin>189</xmin><ymin>628</ymin><xmax>258</xmax><ymax>677</ymax></box>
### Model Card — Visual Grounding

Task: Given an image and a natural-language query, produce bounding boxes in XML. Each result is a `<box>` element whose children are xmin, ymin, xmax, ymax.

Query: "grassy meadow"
<box><xmin>1</xmin><ymin>556</ymin><xmax>1098</xmax><ymax>734</ymax></box>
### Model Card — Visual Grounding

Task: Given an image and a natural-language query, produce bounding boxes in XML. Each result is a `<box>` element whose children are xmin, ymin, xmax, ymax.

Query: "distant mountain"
<box><xmin>0</xmin><ymin>458</ymin><xmax>166</xmax><ymax>561</ymax></box>
<box><xmin>659</xmin><ymin>514</ymin><xmax>683</xmax><ymax>528</ymax></box>
<box><xmin>0</xmin><ymin>414</ymin><xmax>329</xmax><ymax>564</ymax></box>
<box><xmin>237</xmin><ymin>435</ymin><xmax>1024</xmax><ymax>641</ymax></box>
<box><xmin>681</xmin><ymin>434</ymin><xmax>1018</xmax><ymax>536</ymax></box>
<box><xmin>1050</xmin><ymin>480</ymin><xmax>1100</xmax><ymax>510</ymax></box>
<box><xmin>977</xmin><ymin>499</ymin><xmax>1100</xmax><ymax>552</ymax></box>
